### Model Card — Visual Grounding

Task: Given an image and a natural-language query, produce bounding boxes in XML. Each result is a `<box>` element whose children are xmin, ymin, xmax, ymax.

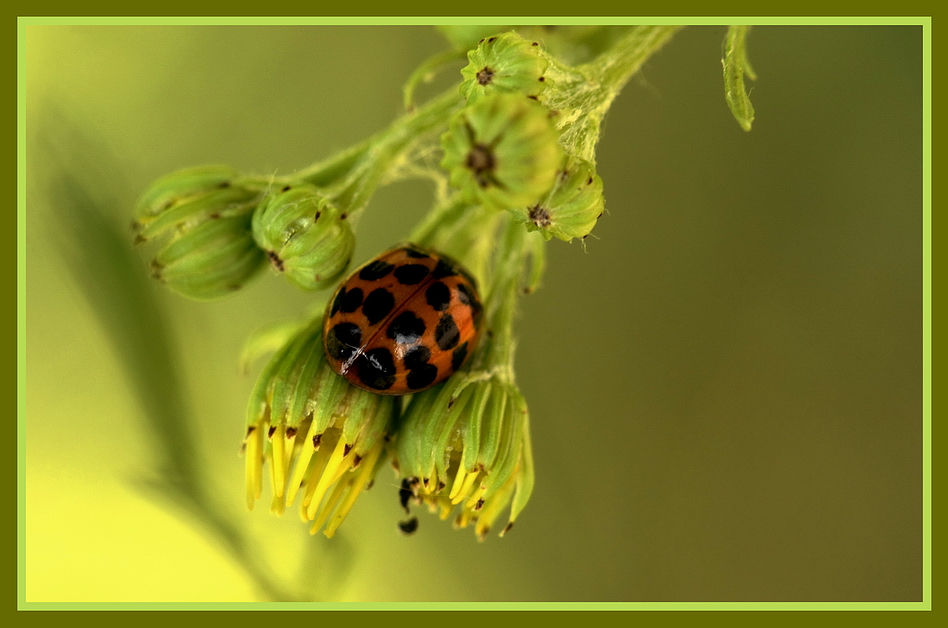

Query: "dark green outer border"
<box><xmin>15</xmin><ymin>15</ymin><xmax>932</xmax><ymax>614</ymax></box>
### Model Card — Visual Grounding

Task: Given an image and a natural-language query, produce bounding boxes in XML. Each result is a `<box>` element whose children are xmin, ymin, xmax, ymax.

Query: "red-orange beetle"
<box><xmin>323</xmin><ymin>244</ymin><xmax>482</xmax><ymax>394</ymax></box>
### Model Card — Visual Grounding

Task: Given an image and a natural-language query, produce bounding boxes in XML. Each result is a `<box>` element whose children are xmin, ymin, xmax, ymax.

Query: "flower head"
<box><xmin>243</xmin><ymin>315</ymin><xmax>394</xmax><ymax>537</ymax></box>
<box><xmin>460</xmin><ymin>33</ymin><xmax>550</xmax><ymax>104</ymax></box>
<box><xmin>396</xmin><ymin>371</ymin><xmax>534</xmax><ymax>540</ymax></box>
<box><xmin>510</xmin><ymin>156</ymin><xmax>605</xmax><ymax>242</ymax></box>
<box><xmin>441</xmin><ymin>92</ymin><xmax>563</xmax><ymax>211</ymax></box>
<box><xmin>252</xmin><ymin>184</ymin><xmax>355</xmax><ymax>291</ymax></box>
<box><xmin>132</xmin><ymin>165</ymin><xmax>267</xmax><ymax>300</ymax></box>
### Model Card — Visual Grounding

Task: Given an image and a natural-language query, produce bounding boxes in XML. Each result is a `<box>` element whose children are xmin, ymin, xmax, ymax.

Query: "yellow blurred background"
<box><xmin>23</xmin><ymin>24</ymin><xmax>924</xmax><ymax>603</ymax></box>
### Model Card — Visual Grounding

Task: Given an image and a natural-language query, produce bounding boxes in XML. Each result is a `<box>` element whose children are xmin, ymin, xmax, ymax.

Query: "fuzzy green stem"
<box><xmin>480</xmin><ymin>219</ymin><xmax>530</xmax><ymax>377</ymax></box>
<box><xmin>296</xmin><ymin>89</ymin><xmax>463</xmax><ymax>217</ymax></box>
<box><xmin>544</xmin><ymin>25</ymin><xmax>683</xmax><ymax>161</ymax></box>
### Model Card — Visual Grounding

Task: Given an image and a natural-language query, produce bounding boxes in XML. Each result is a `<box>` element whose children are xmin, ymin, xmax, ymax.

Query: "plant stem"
<box><xmin>547</xmin><ymin>25</ymin><xmax>683</xmax><ymax>161</ymax></box>
<box><xmin>296</xmin><ymin>89</ymin><xmax>463</xmax><ymax>217</ymax></box>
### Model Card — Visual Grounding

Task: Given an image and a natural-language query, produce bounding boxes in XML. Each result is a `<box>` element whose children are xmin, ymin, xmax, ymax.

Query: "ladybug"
<box><xmin>323</xmin><ymin>244</ymin><xmax>483</xmax><ymax>394</ymax></box>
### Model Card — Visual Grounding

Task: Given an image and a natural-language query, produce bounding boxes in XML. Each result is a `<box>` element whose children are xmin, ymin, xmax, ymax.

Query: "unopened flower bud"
<box><xmin>150</xmin><ymin>210</ymin><xmax>266</xmax><ymax>300</ymax></box>
<box><xmin>511</xmin><ymin>156</ymin><xmax>605</xmax><ymax>242</ymax></box>
<box><xmin>460</xmin><ymin>33</ymin><xmax>549</xmax><ymax>104</ymax></box>
<box><xmin>441</xmin><ymin>92</ymin><xmax>563</xmax><ymax>211</ymax></box>
<box><xmin>133</xmin><ymin>165</ymin><xmax>266</xmax><ymax>300</ymax></box>
<box><xmin>252</xmin><ymin>185</ymin><xmax>355</xmax><ymax>291</ymax></box>
<box><xmin>395</xmin><ymin>371</ymin><xmax>535</xmax><ymax>540</ymax></box>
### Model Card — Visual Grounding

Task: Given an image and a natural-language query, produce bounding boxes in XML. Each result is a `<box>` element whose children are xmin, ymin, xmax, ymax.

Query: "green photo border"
<box><xmin>16</xmin><ymin>15</ymin><xmax>932</xmax><ymax>612</ymax></box>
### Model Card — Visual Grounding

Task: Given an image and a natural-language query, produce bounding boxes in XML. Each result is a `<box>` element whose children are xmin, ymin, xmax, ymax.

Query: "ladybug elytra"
<box><xmin>323</xmin><ymin>244</ymin><xmax>483</xmax><ymax>394</ymax></box>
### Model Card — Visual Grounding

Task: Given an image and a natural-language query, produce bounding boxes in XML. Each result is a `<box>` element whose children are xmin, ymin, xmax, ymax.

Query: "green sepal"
<box><xmin>510</xmin><ymin>156</ymin><xmax>604</xmax><ymax>242</ymax></box>
<box><xmin>460</xmin><ymin>32</ymin><xmax>550</xmax><ymax>104</ymax></box>
<box><xmin>252</xmin><ymin>184</ymin><xmax>355</xmax><ymax>291</ymax></box>
<box><xmin>151</xmin><ymin>212</ymin><xmax>266</xmax><ymax>301</ymax></box>
<box><xmin>441</xmin><ymin>92</ymin><xmax>563</xmax><ymax>211</ymax></box>
<box><xmin>133</xmin><ymin>164</ymin><xmax>238</xmax><ymax>223</ymax></box>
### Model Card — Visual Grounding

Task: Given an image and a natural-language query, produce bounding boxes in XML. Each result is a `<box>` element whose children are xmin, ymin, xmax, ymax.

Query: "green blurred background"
<box><xmin>23</xmin><ymin>24</ymin><xmax>923</xmax><ymax>603</ymax></box>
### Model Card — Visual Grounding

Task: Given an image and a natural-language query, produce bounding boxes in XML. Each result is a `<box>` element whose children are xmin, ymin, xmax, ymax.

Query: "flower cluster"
<box><xmin>132</xmin><ymin>165</ymin><xmax>267</xmax><ymax>300</ymax></box>
<box><xmin>131</xmin><ymin>26</ymin><xmax>719</xmax><ymax>540</ymax></box>
<box><xmin>442</xmin><ymin>31</ymin><xmax>606</xmax><ymax>242</ymax></box>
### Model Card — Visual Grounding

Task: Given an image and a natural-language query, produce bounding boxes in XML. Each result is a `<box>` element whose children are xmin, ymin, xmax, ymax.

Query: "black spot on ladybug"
<box><xmin>340</xmin><ymin>287</ymin><xmax>364</xmax><ymax>313</ymax></box>
<box><xmin>362</xmin><ymin>288</ymin><xmax>395</xmax><ymax>325</ymax></box>
<box><xmin>386</xmin><ymin>311</ymin><xmax>426</xmax><ymax>345</ymax></box>
<box><xmin>359</xmin><ymin>260</ymin><xmax>394</xmax><ymax>281</ymax></box>
<box><xmin>432</xmin><ymin>259</ymin><xmax>458</xmax><ymax>279</ymax></box>
<box><xmin>425</xmin><ymin>281</ymin><xmax>451</xmax><ymax>311</ymax></box>
<box><xmin>456</xmin><ymin>282</ymin><xmax>473</xmax><ymax>305</ymax></box>
<box><xmin>356</xmin><ymin>347</ymin><xmax>396</xmax><ymax>390</ymax></box>
<box><xmin>407</xmin><ymin>364</ymin><xmax>438</xmax><ymax>390</ymax></box>
<box><xmin>394</xmin><ymin>264</ymin><xmax>430</xmax><ymax>285</ymax></box>
<box><xmin>330</xmin><ymin>288</ymin><xmax>347</xmax><ymax>316</ymax></box>
<box><xmin>403</xmin><ymin>345</ymin><xmax>431</xmax><ymax>369</ymax></box>
<box><xmin>398</xmin><ymin>517</ymin><xmax>419</xmax><ymax>534</ymax></box>
<box><xmin>435</xmin><ymin>313</ymin><xmax>460</xmax><ymax>351</ymax></box>
<box><xmin>457</xmin><ymin>284</ymin><xmax>483</xmax><ymax>328</ymax></box>
<box><xmin>327</xmin><ymin>323</ymin><xmax>362</xmax><ymax>361</ymax></box>
<box><xmin>451</xmin><ymin>342</ymin><xmax>468</xmax><ymax>372</ymax></box>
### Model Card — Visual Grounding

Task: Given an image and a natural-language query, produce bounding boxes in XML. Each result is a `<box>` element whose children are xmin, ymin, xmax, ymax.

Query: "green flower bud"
<box><xmin>460</xmin><ymin>33</ymin><xmax>549</xmax><ymax>104</ymax></box>
<box><xmin>150</xmin><ymin>210</ymin><xmax>266</xmax><ymax>300</ymax></box>
<box><xmin>511</xmin><ymin>156</ymin><xmax>605</xmax><ymax>242</ymax></box>
<box><xmin>441</xmin><ymin>92</ymin><xmax>563</xmax><ymax>211</ymax></box>
<box><xmin>243</xmin><ymin>315</ymin><xmax>395</xmax><ymax>538</ymax></box>
<box><xmin>395</xmin><ymin>371</ymin><xmax>535</xmax><ymax>540</ymax></box>
<box><xmin>133</xmin><ymin>165</ymin><xmax>267</xmax><ymax>300</ymax></box>
<box><xmin>133</xmin><ymin>166</ymin><xmax>246</xmax><ymax>231</ymax></box>
<box><xmin>252</xmin><ymin>184</ymin><xmax>355</xmax><ymax>291</ymax></box>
